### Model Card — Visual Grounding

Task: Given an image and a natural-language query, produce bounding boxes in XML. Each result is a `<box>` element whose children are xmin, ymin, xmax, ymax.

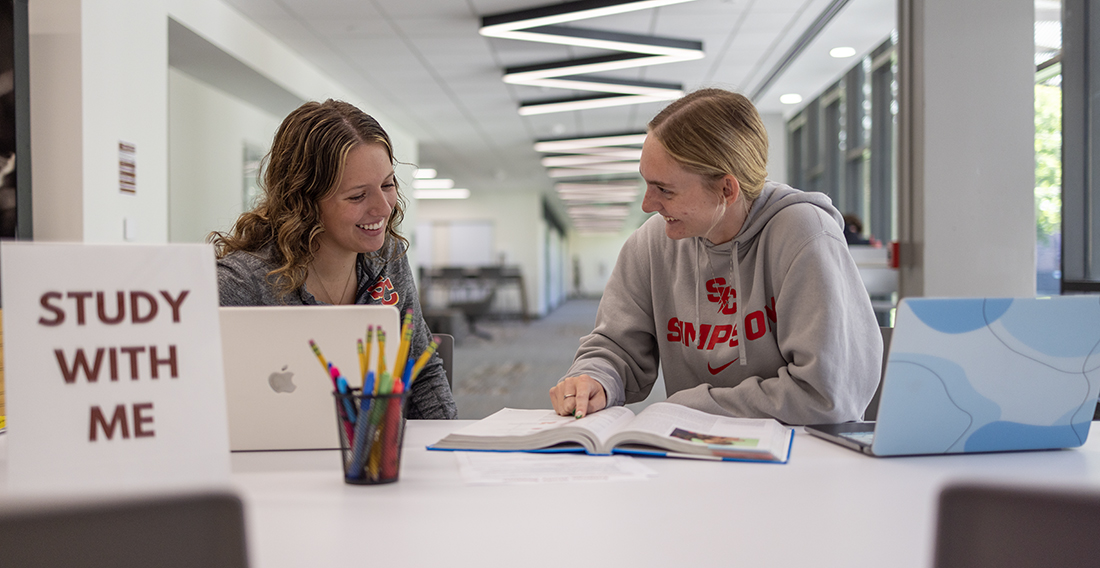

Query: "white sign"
<box><xmin>1</xmin><ymin>243</ymin><xmax>230</xmax><ymax>494</ymax></box>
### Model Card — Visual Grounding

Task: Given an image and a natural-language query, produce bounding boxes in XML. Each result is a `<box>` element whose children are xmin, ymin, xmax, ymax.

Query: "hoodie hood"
<box><xmin>736</xmin><ymin>180</ymin><xmax>843</xmax><ymax>244</ymax></box>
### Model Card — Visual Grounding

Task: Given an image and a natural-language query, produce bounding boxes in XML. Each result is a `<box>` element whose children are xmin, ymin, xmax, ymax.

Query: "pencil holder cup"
<box><xmin>334</xmin><ymin>389</ymin><xmax>409</xmax><ymax>485</ymax></box>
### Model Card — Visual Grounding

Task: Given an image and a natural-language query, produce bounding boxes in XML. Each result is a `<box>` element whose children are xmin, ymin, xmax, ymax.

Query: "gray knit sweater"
<box><xmin>216</xmin><ymin>242</ymin><xmax>457</xmax><ymax>419</ymax></box>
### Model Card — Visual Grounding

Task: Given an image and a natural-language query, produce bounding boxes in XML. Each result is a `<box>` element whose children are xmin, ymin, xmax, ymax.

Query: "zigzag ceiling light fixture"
<box><xmin>480</xmin><ymin>0</ymin><xmax>704</xmax><ymax>115</ymax></box>
<box><xmin>535</xmin><ymin>132</ymin><xmax>646</xmax><ymax>179</ymax></box>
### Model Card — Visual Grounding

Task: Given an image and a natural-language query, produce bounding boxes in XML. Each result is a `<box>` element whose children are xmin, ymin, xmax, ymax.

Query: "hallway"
<box><xmin>450</xmin><ymin>298</ymin><xmax>666</xmax><ymax>419</ymax></box>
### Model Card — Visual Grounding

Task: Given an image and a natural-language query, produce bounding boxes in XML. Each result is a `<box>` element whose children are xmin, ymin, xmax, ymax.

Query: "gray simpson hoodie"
<box><xmin>564</xmin><ymin>181</ymin><xmax>882</xmax><ymax>425</ymax></box>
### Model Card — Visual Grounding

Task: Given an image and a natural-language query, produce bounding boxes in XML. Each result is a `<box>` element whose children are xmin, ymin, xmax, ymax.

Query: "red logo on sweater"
<box><xmin>666</xmin><ymin>294</ymin><xmax>777</xmax><ymax>352</ymax></box>
<box><xmin>707</xmin><ymin>359</ymin><xmax>739</xmax><ymax>374</ymax></box>
<box><xmin>369</xmin><ymin>277</ymin><xmax>400</xmax><ymax>306</ymax></box>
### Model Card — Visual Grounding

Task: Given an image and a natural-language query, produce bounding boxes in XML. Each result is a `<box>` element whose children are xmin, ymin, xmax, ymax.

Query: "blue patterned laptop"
<box><xmin>809</xmin><ymin>296</ymin><xmax>1100</xmax><ymax>457</ymax></box>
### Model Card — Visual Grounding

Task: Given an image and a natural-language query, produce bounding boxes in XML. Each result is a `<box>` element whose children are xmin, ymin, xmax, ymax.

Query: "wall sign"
<box><xmin>1</xmin><ymin>243</ymin><xmax>230</xmax><ymax>494</ymax></box>
<box><xmin>119</xmin><ymin>141</ymin><xmax>136</xmax><ymax>194</ymax></box>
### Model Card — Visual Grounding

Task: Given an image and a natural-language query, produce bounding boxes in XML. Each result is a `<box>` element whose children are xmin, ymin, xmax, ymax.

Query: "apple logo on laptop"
<box><xmin>268</xmin><ymin>365</ymin><xmax>296</xmax><ymax>393</ymax></box>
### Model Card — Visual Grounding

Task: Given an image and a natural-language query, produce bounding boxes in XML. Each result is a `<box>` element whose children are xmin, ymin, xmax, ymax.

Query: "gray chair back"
<box><xmin>433</xmin><ymin>333</ymin><xmax>454</xmax><ymax>389</ymax></box>
<box><xmin>862</xmin><ymin>326</ymin><xmax>892</xmax><ymax>421</ymax></box>
<box><xmin>935</xmin><ymin>483</ymin><xmax>1100</xmax><ymax>568</ymax></box>
<box><xmin>0</xmin><ymin>491</ymin><xmax>249</xmax><ymax>568</ymax></box>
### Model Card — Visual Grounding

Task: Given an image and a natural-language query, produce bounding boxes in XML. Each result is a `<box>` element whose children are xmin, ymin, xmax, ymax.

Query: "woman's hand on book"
<box><xmin>550</xmin><ymin>375</ymin><xmax>606</xmax><ymax>419</ymax></box>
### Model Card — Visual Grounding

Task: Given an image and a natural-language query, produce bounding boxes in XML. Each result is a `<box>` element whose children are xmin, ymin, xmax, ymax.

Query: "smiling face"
<box><xmin>640</xmin><ymin>136</ymin><xmax>742</xmax><ymax>244</ymax></box>
<box><xmin>316</xmin><ymin>143</ymin><xmax>397</xmax><ymax>259</ymax></box>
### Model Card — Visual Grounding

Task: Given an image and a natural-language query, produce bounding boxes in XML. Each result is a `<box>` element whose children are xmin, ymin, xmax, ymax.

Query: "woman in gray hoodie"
<box><xmin>551</xmin><ymin>89</ymin><xmax>881</xmax><ymax>425</ymax></box>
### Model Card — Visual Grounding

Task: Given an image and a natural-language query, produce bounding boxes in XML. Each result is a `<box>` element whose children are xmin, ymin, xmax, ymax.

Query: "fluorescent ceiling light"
<box><xmin>567</xmin><ymin>205</ymin><xmax>631</xmax><ymax>218</ymax></box>
<box><xmin>412</xmin><ymin>178</ymin><xmax>455</xmax><ymax>189</ymax></box>
<box><xmin>520</xmin><ymin>94</ymin><xmax>679</xmax><ymax>116</ymax></box>
<box><xmin>557</xmin><ymin>188</ymin><xmax>638</xmax><ymax>196</ymax></box>
<box><xmin>829</xmin><ymin>46</ymin><xmax>857</xmax><ymax>58</ymax></box>
<box><xmin>556</xmin><ymin>182</ymin><xmax>639</xmax><ymax>191</ymax></box>
<box><xmin>548</xmin><ymin>148</ymin><xmax>643</xmax><ymax>159</ymax></box>
<box><xmin>414</xmin><ymin>168</ymin><xmax>437</xmax><ymax>179</ymax></box>
<box><xmin>535</xmin><ymin>134</ymin><xmax>646</xmax><ymax>153</ymax></box>
<box><xmin>480</xmin><ymin>0</ymin><xmax>697</xmax><ymax>36</ymax></box>
<box><xmin>414</xmin><ymin>189</ymin><xmax>470</xmax><ymax>200</ymax></box>
<box><xmin>548</xmin><ymin>164</ymin><xmax>641</xmax><ymax>178</ymax></box>
<box><xmin>498</xmin><ymin>31</ymin><xmax>702</xmax><ymax>60</ymax></box>
<box><xmin>541</xmin><ymin>155</ymin><xmax>639</xmax><ymax>167</ymax></box>
<box><xmin>779</xmin><ymin>93</ymin><xmax>803</xmax><ymax>105</ymax></box>
<box><xmin>557</xmin><ymin>194</ymin><xmax>638</xmax><ymax>204</ymax></box>
<box><xmin>505</xmin><ymin>74</ymin><xmax>687</xmax><ymax>97</ymax></box>
<box><xmin>480</xmin><ymin>0</ymin><xmax>702</xmax><ymax>115</ymax></box>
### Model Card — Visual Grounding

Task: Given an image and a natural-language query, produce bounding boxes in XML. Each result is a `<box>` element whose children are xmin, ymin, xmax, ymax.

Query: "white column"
<box><xmin>760</xmin><ymin>112</ymin><xmax>788</xmax><ymax>185</ymax></box>
<box><xmin>30</xmin><ymin>0</ymin><xmax>169</xmax><ymax>243</ymax></box>
<box><xmin>897</xmin><ymin>0</ymin><xmax>1036</xmax><ymax>297</ymax></box>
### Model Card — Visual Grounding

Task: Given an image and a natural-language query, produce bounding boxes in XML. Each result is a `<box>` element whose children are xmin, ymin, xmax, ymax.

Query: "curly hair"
<box><xmin>648</xmin><ymin>88</ymin><xmax>769</xmax><ymax>203</ymax></box>
<box><xmin>210</xmin><ymin>99</ymin><xmax>408</xmax><ymax>299</ymax></box>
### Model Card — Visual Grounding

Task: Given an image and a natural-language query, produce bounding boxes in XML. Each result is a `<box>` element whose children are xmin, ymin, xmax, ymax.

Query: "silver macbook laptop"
<box><xmin>807</xmin><ymin>296</ymin><xmax>1100</xmax><ymax>456</ymax></box>
<box><xmin>220</xmin><ymin>305</ymin><xmax>400</xmax><ymax>451</ymax></box>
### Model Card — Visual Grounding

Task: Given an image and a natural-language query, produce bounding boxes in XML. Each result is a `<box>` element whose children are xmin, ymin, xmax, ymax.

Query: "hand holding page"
<box><xmin>429</xmin><ymin>402</ymin><xmax>794</xmax><ymax>463</ymax></box>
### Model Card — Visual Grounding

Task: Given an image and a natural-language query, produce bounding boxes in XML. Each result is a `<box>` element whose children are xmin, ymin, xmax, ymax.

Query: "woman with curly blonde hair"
<box><xmin>212</xmin><ymin>99</ymin><xmax>455</xmax><ymax>419</ymax></box>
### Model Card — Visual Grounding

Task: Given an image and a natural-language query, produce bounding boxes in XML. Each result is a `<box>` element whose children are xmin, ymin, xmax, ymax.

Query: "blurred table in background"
<box><xmin>420</xmin><ymin>266</ymin><xmax>528</xmax><ymax>342</ymax></box>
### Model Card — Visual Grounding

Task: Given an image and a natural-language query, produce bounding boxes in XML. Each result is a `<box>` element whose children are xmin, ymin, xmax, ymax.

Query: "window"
<box><xmin>787</xmin><ymin>36</ymin><xmax>897</xmax><ymax>244</ymax></box>
<box><xmin>1060</xmin><ymin>0</ymin><xmax>1100</xmax><ymax>293</ymax></box>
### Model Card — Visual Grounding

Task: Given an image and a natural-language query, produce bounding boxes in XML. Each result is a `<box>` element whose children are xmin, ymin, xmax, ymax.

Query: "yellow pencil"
<box><xmin>409</xmin><ymin>337</ymin><xmax>441</xmax><ymax>386</ymax></box>
<box><xmin>393</xmin><ymin>309</ymin><xmax>415</xmax><ymax>381</ymax></box>
<box><xmin>356</xmin><ymin>339</ymin><xmax>365</xmax><ymax>386</ymax></box>
<box><xmin>308</xmin><ymin>340</ymin><xmax>329</xmax><ymax>374</ymax></box>
<box><xmin>376</xmin><ymin>330</ymin><xmax>387</xmax><ymax>390</ymax></box>
<box><xmin>363</xmin><ymin>325</ymin><xmax>374</xmax><ymax>381</ymax></box>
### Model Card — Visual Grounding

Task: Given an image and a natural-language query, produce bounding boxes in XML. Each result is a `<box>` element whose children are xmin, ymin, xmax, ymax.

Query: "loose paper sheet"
<box><xmin>455</xmin><ymin>452</ymin><xmax>656</xmax><ymax>485</ymax></box>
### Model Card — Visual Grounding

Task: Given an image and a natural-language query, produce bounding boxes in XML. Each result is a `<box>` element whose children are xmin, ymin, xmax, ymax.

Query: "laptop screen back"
<box><xmin>220</xmin><ymin>305</ymin><xmax>400</xmax><ymax>451</ymax></box>
<box><xmin>871</xmin><ymin>296</ymin><xmax>1100</xmax><ymax>456</ymax></box>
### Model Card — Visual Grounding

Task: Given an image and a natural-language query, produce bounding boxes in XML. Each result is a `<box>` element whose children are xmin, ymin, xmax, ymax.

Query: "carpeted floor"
<box><xmin>451</xmin><ymin>298</ymin><xmax>666</xmax><ymax>419</ymax></box>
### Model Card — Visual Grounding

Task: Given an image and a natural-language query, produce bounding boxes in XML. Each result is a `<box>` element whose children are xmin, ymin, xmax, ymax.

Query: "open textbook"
<box><xmin>429</xmin><ymin>402</ymin><xmax>794</xmax><ymax>463</ymax></box>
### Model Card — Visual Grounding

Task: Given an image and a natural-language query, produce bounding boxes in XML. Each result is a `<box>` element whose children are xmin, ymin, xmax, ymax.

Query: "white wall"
<box><xmin>417</xmin><ymin>191</ymin><xmax>543</xmax><ymax>316</ymax></box>
<box><xmin>898</xmin><ymin>0</ymin><xmax>1035</xmax><ymax>297</ymax></box>
<box><xmin>30</xmin><ymin>0</ymin><xmax>421</xmax><ymax>256</ymax></box>
<box><xmin>30</xmin><ymin>0</ymin><xmax>169</xmax><ymax>243</ymax></box>
<box><xmin>568</xmin><ymin>230</ymin><xmax>633</xmax><ymax>297</ymax></box>
<box><xmin>168</xmin><ymin>69</ymin><xmax>282</xmax><ymax>243</ymax></box>
<box><xmin>165</xmin><ymin>0</ymin><xmax>420</xmax><ymax>262</ymax></box>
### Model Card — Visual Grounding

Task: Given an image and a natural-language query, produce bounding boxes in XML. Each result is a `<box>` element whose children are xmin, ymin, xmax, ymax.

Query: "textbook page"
<box><xmin>432</xmin><ymin>406</ymin><xmax>635</xmax><ymax>453</ymax></box>
<box><xmin>606</xmin><ymin>402</ymin><xmax>792</xmax><ymax>460</ymax></box>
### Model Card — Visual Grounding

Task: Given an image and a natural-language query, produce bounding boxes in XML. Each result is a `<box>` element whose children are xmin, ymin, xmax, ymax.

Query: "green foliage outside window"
<box><xmin>1035</xmin><ymin>83</ymin><xmax>1061</xmax><ymax>246</ymax></box>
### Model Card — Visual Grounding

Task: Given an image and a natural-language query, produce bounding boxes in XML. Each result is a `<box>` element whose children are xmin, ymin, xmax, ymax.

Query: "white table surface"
<box><xmin>229</xmin><ymin>421</ymin><xmax>1100</xmax><ymax>568</ymax></box>
<box><xmin>5</xmin><ymin>422</ymin><xmax>1100</xmax><ymax>568</ymax></box>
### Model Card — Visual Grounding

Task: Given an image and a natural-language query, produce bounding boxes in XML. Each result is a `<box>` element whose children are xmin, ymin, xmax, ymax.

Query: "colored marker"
<box><xmin>336</xmin><ymin>376</ymin><xmax>357</xmax><ymax>423</ymax></box>
<box><xmin>329</xmin><ymin>363</ymin><xmax>355</xmax><ymax>443</ymax></box>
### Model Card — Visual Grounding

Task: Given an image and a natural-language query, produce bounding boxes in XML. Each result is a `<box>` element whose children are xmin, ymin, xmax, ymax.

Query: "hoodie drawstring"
<box><xmin>732</xmin><ymin>241</ymin><xmax>747</xmax><ymax>366</ymax></box>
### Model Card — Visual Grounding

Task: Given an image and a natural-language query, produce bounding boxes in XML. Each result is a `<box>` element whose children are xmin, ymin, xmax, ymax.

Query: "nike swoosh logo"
<box><xmin>707</xmin><ymin>359</ymin><xmax>739</xmax><ymax>375</ymax></box>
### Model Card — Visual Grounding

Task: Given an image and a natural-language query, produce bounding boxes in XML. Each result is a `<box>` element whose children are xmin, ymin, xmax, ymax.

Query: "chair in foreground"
<box><xmin>0</xmin><ymin>491</ymin><xmax>249</xmax><ymax>568</ymax></box>
<box><xmin>934</xmin><ymin>483</ymin><xmax>1100</xmax><ymax>568</ymax></box>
